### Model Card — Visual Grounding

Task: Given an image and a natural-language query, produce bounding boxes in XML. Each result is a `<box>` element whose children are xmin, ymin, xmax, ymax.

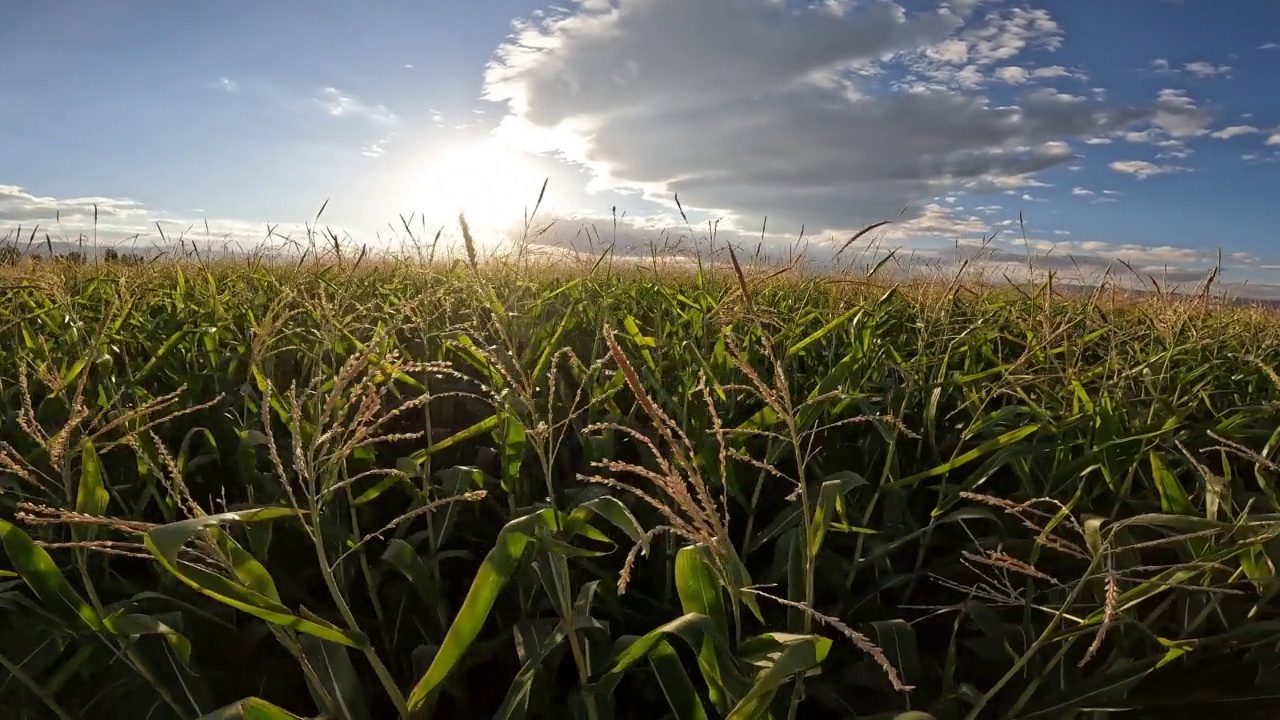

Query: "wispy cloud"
<box><xmin>361</xmin><ymin>133</ymin><xmax>397</xmax><ymax>158</ymax></box>
<box><xmin>1071</xmin><ymin>187</ymin><xmax>1095</xmax><ymax>196</ymax></box>
<box><xmin>993</xmin><ymin>65</ymin><xmax>1080</xmax><ymax>84</ymax></box>
<box><xmin>215</xmin><ymin>76</ymin><xmax>238</xmax><ymax>92</ymax></box>
<box><xmin>314</xmin><ymin>87</ymin><xmax>396</xmax><ymax>124</ymax></box>
<box><xmin>0</xmin><ymin>184</ymin><xmax>145</xmax><ymax>224</ymax></box>
<box><xmin>1182</xmin><ymin>61</ymin><xmax>1232</xmax><ymax>78</ymax></box>
<box><xmin>1210</xmin><ymin>125</ymin><xmax>1259</xmax><ymax>139</ymax></box>
<box><xmin>1150</xmin><ymin>59</ymin><xmax>1232</xmax><ymax>79</ymax></box>
<box><xmin>1109</xmin><ymin>160</ymin><xmax>1189</xmax><ymax>179</ymax></box>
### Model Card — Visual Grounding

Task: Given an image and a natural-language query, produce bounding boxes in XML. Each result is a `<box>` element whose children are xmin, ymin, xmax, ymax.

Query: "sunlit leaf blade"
<box><xmin>0</xmin><ymin>519</ymin><xmax>102</xmax><ymax>632</ymax></box>
<box><xmin>406</xmin><ymin>509</ymin><xmax>551</xmax><ymax>711</ymax></box>
<box><xmin>142</xmin><ymin>508</ymin><xmax>361</xmax><ymax>647</ymax></box>
<box><xmin>724</xmin><ymin>636</ymin><xmax>832</xmax><ymax>720</ymax></box>
<box><xmin>198</xmin><ymin>697</ymin><xmax>308</xmax><ymax>719</ymax></box>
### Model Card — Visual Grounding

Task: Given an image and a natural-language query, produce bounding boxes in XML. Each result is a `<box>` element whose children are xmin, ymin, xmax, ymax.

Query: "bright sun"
<box><xmin>400</xmin><ymin>138</ymin><xmax>548</xmax><ymax>236</ymax></box>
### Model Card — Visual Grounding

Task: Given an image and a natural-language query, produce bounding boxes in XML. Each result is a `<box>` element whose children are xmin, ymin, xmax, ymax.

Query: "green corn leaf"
<box><xmin>198</xmin><ymin>697</ymin><xmax>308</xmax><ymax>719</ymax></box>
<box><xmin>648</xmin><ymin>638</ymin><xmax>711</xmax><ymax>720</ymax></box>
<box><xmin>725</xmin><ymin>635</ymin><xmax>832</xmax><ymax>720</ymax></box>
<box><xmin>407</xmin><ymin>508</ymin><xmax>557</xmax><ymax>712</ymax></box>
<box><xmin>591</xmin><ymin>613</ymin><xmax>715</xmax><ymax>695</ymax></box>
<box><xmin>1149</xmin><ymin>451</ymin><xmax>1193</xmax><ymax>515</ymax></box>
<box><xmin>142</xmin><ymin>508</ymin><xmax>361</xmax><ymax>647</ymax></box>
<box><xmin>73</xmin><ymin>439</ymin><xmax>110</xmax><ymax>542</ymax></box>
<box><xmin>297</xmin><ymin>634</ymin><xmax>372</xmax><ymax>720</ymax></box>
<box><xmin>410</xmin><ymin>415</ymin><xmax>500</xmax><ymax>463</ymax></box>
<box><xmin>0</xmin><ymin>519</ymin><xmax>102</xmax><ymax>632</ymax></box>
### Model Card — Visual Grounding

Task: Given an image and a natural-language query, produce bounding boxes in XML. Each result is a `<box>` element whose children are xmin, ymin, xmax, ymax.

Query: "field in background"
<box><xmin>3</xmin><ymin>246</ymin><xmax>1280</xmax><ymax>720</ymax></box>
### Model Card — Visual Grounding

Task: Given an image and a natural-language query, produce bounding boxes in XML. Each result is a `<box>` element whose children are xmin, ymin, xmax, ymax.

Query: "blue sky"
<box><xmin>2</xmin><ymin>0</ymin><xmax>1279</xmax><ymax>290</ymax></box>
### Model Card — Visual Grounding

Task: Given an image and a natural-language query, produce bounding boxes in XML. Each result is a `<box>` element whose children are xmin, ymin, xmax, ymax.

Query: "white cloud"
<box><xmin>0</xmin><ymin>184</ymin><xmax>145</xmax><ymax>224</ymax></box>
<box><xmin>1071</xmin><ymin>187</ymin><xmax>1094</xmax><ymax>196</ymax></box>
<box><xmin>485</xmin><ymin>0</ymin><xmax>1213</xmax><ymax>239</ymax></box>
<box><xmin>1210</xmin><ymin>125</ymin><xmax>1259</xmax><ymax>139</ymax></box>
<box><xmin>1267</xmin><ymin>134</ymin><xmax>1280</xmax><ymax>146</ymax></box>
<box><xmin>1084</xmin><ymin>137</ymin><xmax>1112</xmax><ymax>144</ymax></box>
<box><xmin>1151</xmin><ymin>59</ymin><xmax>1232</xmax><ymax>79</ymax></box>
<box><xmin>993</xmin><ymin>64</ymin><xmax>1084</xmax><ymax>85</ymax></box>
<box><xmin>1152</xmin><ymin>89</ymin><xmax>1212</xmax><ymax>137</ymax></box>
<box><xmin>1259</xmin><ymin>43</ymin><xmax>1280</xmax><ymax>50</ymax></box>
<box><xmin>1182</xmin><ymin>61</ymin><xmax>1232</xmax><ymax>78</ymax></box>
<box><xmin>0</xmin><ymin>184</ymin><xmax>316</xmax><ymax>257</ymax></box>
<box><xmin>1031</xmin><ymin>65</ymin><xmax>1077</xmax><ymax>80</ymax></box>
<box><xmin>995</xmin><ymin>66</ymin><xmax>1030</xmax><ymax>84</ymax></box>
<box><xmin>1109</xmin><ymin>160</ymin><xmax>1189</xmax><ymax>179</ymax></box>
<box><xmin>361</xmin><ymin>133</ymin><xmax>397</xmax><ymax>158</ymax></box>
<box><xmin>215</xmin><ymin>76</ymin><xmax>238</xmax><ymax>92</ymax></box>
<box><xmin>314</xmin><ymin>87</ymin><xmax>396</xmax><ymax>124</ymax></box>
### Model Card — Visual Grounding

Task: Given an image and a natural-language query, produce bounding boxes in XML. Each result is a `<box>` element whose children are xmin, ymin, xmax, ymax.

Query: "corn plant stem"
<box><xmin>784</xmin><ymin>414</ymin><xmax>815</xmax><ymax>720</ymax></box>
<box><xmin>1002</xmin><ymin>630</ymin><xmax>1084</xmax><ymax>718</ymax></box>
<box><xmin>558</xmin><ymin>552</ymin><xmax>602</xmax><ymax>720</ymax></box>
<box><xmin>339</xmin><ymin>472</ymin><xmax>387</xmax><ymax>628</ymax></box>
<box><xmin>311</xmin><ymin>510</ymin><xmax>410</xmax><ymax>718</ymax></box>
<box><xmin>1179</xmin><ymin>565</ymin><xmax>1243</xmax><ymax>640</ymax></box>
<box><xmin>75</xmin><ymin>557</ymin><xmax>193</xmax><ymax>718</ymax></box>
<box><xmin>740</xmin><ymin>459</ymin><xmax>771</xmax><ymax>553</ymax></box>
<box><xmin>0</xmin><ymin>649</ymin><xmax>76</xmax><ymax>720</ymax></box>
<box><xmin>535</xmin><ymin>439</ymin><xmax>602</xmax><ymax>720</ymax></box>
<box><xmin>842</xmin><ymin>437</ymin><xmax>899</xmax><ymax>601</ymax></box>
<box><xmin>962</xmin><ymin>553</ymin><xmax>1103</xmax><ymax>720</ymax></box>
<box><xmin>65</xmin><ymin>440</ymin><xmax>193</xmax><ymax>720</ymax></box>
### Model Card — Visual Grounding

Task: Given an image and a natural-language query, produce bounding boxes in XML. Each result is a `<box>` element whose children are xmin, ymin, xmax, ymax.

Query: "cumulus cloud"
<box><xmin>484</xmin><ymin>0</ymin><xmax>1215</xmax><ymax>242</ymax></box>
<box><xmin>1109</xmin><ymin>160</ymin><xmax>1189</xmax><ymax>180</ymax></box>
<box><xmin>1151</xmin><ymin>89</ymin><xmax>1212</xmax><ymax>137</ymax></box>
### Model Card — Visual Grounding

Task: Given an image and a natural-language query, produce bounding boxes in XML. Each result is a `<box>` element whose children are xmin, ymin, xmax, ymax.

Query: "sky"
<box><xmin>2</xmin><ymin>0</ymin><xmax>1279</xmax><ymax>291</ymax></box>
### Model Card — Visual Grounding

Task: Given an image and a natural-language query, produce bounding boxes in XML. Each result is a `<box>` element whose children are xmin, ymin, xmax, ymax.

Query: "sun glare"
<box><xmin>400</xmin><ymin>138</ymin><xmax>548</xmax><ymax>238</ymax></box>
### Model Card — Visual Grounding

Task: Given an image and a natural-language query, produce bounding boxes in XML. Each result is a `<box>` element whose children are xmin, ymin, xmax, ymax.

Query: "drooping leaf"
<box><xmin>142</xmin><ymin>508</ymin><xmax>361</xmax><ymax>647</ymax></box>
<box><xmin>406</xmin><ymin>508</ymin><xmax>555</xmax><ymax>711</ymax></box>
<box><xmin>0</xmin><ymin>519</ymin><xmax>102</xmax><ymax>632</ymax></box>
<box><xmin>725</xmin><ymin>635</ymin><xmax>833</xmax><ymax>720</ymax></box>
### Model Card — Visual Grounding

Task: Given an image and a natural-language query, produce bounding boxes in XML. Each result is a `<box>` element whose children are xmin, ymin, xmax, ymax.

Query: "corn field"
<box><xmin>3</xmin><ymin>249</ymin><xmax>1280</xmax><ymax>719</ymax></box>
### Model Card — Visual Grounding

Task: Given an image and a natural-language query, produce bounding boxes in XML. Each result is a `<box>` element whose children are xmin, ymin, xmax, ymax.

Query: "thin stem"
<box><xmin>312</xmin><ymin>504</ymin><xmax>410</xmax><ymax>718</ymax></box>
<box><xmin>0</xmin><ymin>650</ymin><xmax>76</xmax><ymax>720</ymax></box>
<box><xmin>963</xmin><ymin>553</ymin><xmax>1103</xmax><ymax>720</ymax></box>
